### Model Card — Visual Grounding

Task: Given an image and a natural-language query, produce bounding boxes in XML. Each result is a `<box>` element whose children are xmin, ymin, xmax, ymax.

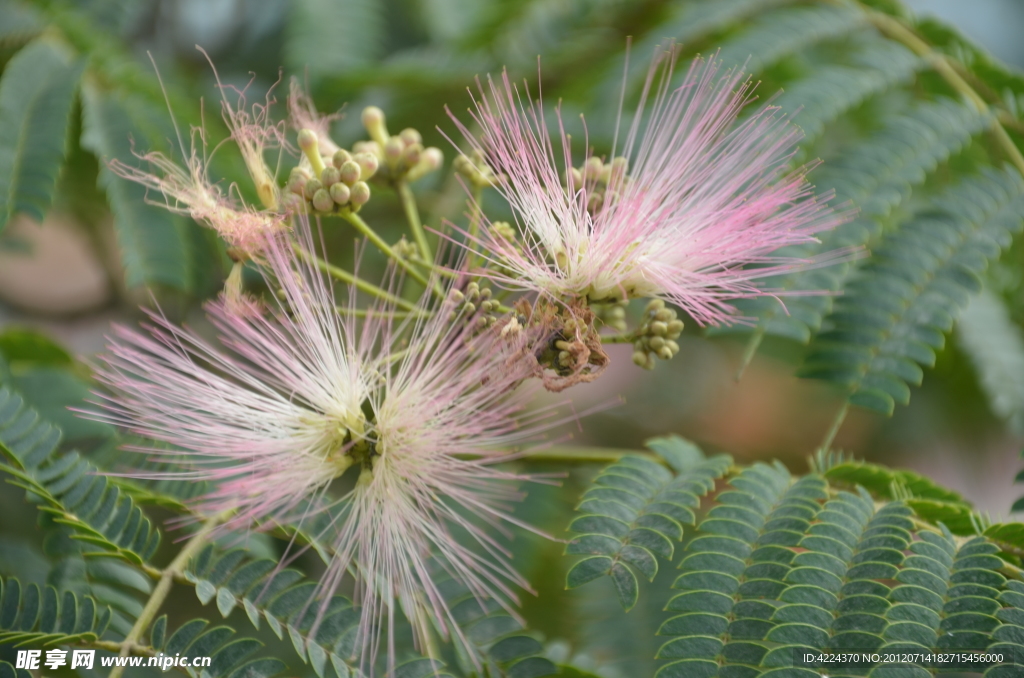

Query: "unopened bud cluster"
<box><xmin>594</xmin><ymin>300</ymin><xmax>628</xmax><ymax>332</ymax></box>
<box><xmin>288</xmin><ymin>129</ymin><xmax>378</xmax><ymax>213</ymax></box>
<box><xmin>552</xmin><ymin>317</ymin><xmax>585</xmax><ymax>370</ymax></box>
<box><xmin>448</xmin><ymin>282</ymin><xmax>500</xmax><ymax>329</ymax></box>
<box><xmin>391</xmin><ymin>237</ymin><xmax>420</xmax><ymax>262</ymax></box>
<box><xmin>453</xmin><ymin>149</ymin><xmax>500</xmax><ymax>188</ymax></box>
<box><xmin>568</xmin><ymin>155</ymin><xmax>629</xmax><ymax>214</ymax></box>
<box><xmin>631</xmin><ymin>300</ymin><xmax>683</xmax><ymax>370</ymax></box>
<box><xmin>356</xmin><ymin>107</ymin><xmax>443</xmax><ymax>183</ymax></box>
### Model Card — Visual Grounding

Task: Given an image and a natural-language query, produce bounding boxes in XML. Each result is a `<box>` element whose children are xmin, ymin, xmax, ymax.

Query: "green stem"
<box><xmin>735</xmin><ymin>328</ymin><xmax>765</xmax><ymax>382</ymax></box>
<box><xmin>467</xmin><ymin>183</ymin><xmax>484</xmax><ymax>270</ymax></box>
<box><xmin>335</xmin><ymin>307</ymin><xmax>420</xmax><ymax>319</ymax></box>
<box><xmin>859</xmin><ymin>5</ymin><xmax>1024</xmax><ymax>176</ymax></box>
<box><xmin>601</xmin><ymin>333</ymin><xmax>638</xmax><ymax>345</ymax></box>
<box><xmin>820</xmin><ymin>401</ymin><xmax>850</xmax><ymax>453</ymax></box>
<box><xmin>340</xmin><ymin>210</ymin><xmax>433</xmax><ymax>290</ymax></box>
<box><xmin>396</xmin><ymin>181</ymin><xmax>432</xmax><ymax>265</ymax></box>
<box><xmin>109</xmin><ymin>512</ymin><xmax>229</xmax><ymax>678</ymax></box>
<box><xmin>518</xmin><ymin>446</ymin><xmax>666</xmax><ymax>465</ymax></box>
<box><xmin>293</xmin><ymin>244</ymin><xmax>424</xmax><ymax>315</ymax></box>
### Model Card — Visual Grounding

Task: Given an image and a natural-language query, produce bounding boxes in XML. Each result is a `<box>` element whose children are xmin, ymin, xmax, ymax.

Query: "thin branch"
<box><xmin>339</xmin><ymin>210</ymin><xmax>433</xmax><ymax>289</ymax></box>
<box><xmin>860</xmin><ymin>6</ymin><xmax>1024</xmax><ymax>176</ymax></box>
<box><xmin>517</xmin><ymin>446</ymin><xmax>666</xmax><ymax>465</ymax></box>
<box><xmin>109</xmin><ymin>512</ymin><xmax>230</xmax><ymax>678</ymax></box>
<box><xmin>292</xmin><ymin>244</ymin><xmax>425</xmax><ymax>315</ymax></box>
<box><xmin>821</xmin><ymin>401</ymin><xmax>850</xmax><ymax>452</ymax></box>
<box><xmin>396</xmin><ymin>181</ymin><xmax>432</xmax><ymax>265</ymax></box>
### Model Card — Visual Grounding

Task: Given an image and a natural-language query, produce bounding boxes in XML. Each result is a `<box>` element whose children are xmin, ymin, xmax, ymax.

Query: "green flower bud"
<box><xmin>332</xmin><ymin>149</ymin><xmax>353</xmax><ymax>168</ymax></box>
<box><xmin>353</xmin><ymin>140</ymin><xmax>381</xmax><ymax>157</ymax></box>
<box><xmin>384</xmin><ymin>137</ymin><xmax>404</xmax><ymax>164</ymax></box>
<box><xmin>569</xmin><ymin>167</ymin><xmax>583</xmax><ymax>191</ymax></box>
<box><xmin>321</xmin><ymin>165</ymin><xmax>341</xmax><ymax>187</ymax></box>
<box><xmin>312</xmin><ymin>188</ymin><xmax>334</xmax><ymax>212</ymax></box>
<box><xmin>480</xmin><ymin>287</ymin><xmax>492</xmax><ymax>300</ymax></box>
<box><xmin>666</xmin><ymin>340</ymin><xmax>680</xmax><ymax>354</ymax></box>
<box><xmin>287</xmin><ymin>167</ymin><xmax>310</xmax><ymax>195</ymax></box>
<box><xmin>354</xmin><ymin>152</ymin><xmax>379</xmax><ymax>180</ymax></box>
<box><xmin>402</xmin><ymin>142</ymin><xmax>422</xmax><ymax>167</ymax></box>
<box><xmin>297</xmin><ymin>129</ymin><xmax>326</xmax><ymax>177</ymax></box>
<box><xmin>651</xmin><ymin>321</ymin><xmax>668</xmax><ymax>337</ymax></box>
<box><xmin>462</xmin><ymin>302</ymin><xmax>476</xmax><ymax>314</ymax></box>
<box><xmin>654</xmin><ymin>308</ymin><xmax>674</xmax><ymax>322</ymax></box>
<box><xmin>648</xmin><ymin>336</ymin><xmax>666</xmax><ymax>350</ymax></box>
<box><xmin>583</xmin><ymin>156</ymin><xmax>603</xmax><ymax>180</ymax></box>
<box><xmin>632</xmin><ymin>351</ymin><xmax>648</xmax><ymax>367</ymax></box>
<box><xmin>349</xmin><ymin>181</ymin><xmax>371</xmax><ymax>206</ymax></box>
<box><xmin>329</xmin><ymin>182</ymin><xmax>351</xmax><ymax>205</ymax></box>
<box><xmin>667</xmin><ymin>319</ymin><xmax>684</xmax><ymax>336</ymax></box>
<box><xmin>449</xmin><ymin>289</ymin><xmax>465</xmax><ymax>303</ymax></box>
<box><xmin>399</xmin><ymin>128</ymin><xmax>422</xmax><ymax>146</ymax></box>
<box><xmin>406</xmin><ymin>147</ymin><xmax>444</xmax><ymax>183</ymax></box>
<box><xmin>362</xmin><ymin>106</ymin><xmax>388</xmax><ymax>145</ymax></box>
<box><xmin>339</xmin><ymin>160</ymin><xmax>361</xmax><ymax>186</ymax></box>
<box><xmin>493</xmin><ymin>221</ymin><xmax>516</xmax><ymax>240</ymax></box>
<box><xmin>656</xmin><ymin>346</ymin><xmax>673</xmax><ymax>361</ymax></box>
<box><xmin>303</xmin><ymin>178</ymin><xmax>323</xmax><ymax>199</ymax></box>
<box><xmin>646</xmin><ymin>299</ymin><xmax>665</xmax><ymax>313</ymax></box>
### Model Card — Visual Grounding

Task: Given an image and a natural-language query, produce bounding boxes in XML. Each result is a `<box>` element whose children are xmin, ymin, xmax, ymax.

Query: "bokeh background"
<box><xmin>1</xmin><ymin>0</ymin><xmax>1023</xmax><ymax>675</ymax></box>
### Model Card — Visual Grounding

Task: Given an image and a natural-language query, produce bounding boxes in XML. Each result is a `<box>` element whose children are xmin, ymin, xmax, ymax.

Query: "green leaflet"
<box><xmin>0</xmin><ymin>38</ymin><xmax>84</xmax><ymax>231</ymax></box>
<box><xmin>565</xmin><ymin>439</ymin><xmax>732</xmax><ymax>610</ymax></box>
<box><xmin>0</xmin><ymin>575</ymin><xmax>111</xmax><ymax>648</ymax></box>
<box><xmin>801</xmin><ymin>167</ymin><xmax>1024</xmax><ymax>415</ymax></box>
<box><xmin>0</xmin><ymin>388</ymin><xmax>160</xmax><ymax>566</ymax></box>
<box><xmin>715</xmin><ymin>4</ymin><xmax>865</xmax><ymax>73</ymax></box>
<box><xmin>156</xmin><ymin>617</ymin><xmax>288</xmax><ymax>678</ymax></box>
<box><xmin>184</xmin><ymin>545</ymin><xmax>363</xmax><ymax>678</ymax></box>
<box><xmin>543</xmin><ymin>456</ymin><xmax>1024</xmax><ymax>677</ymax></box>
<box><xmin>79</xmin><ymin>82</ymin><xmax>193</xmax><ymax>291</ymax></box>
<box><xmin>719</xmin><ymin>98</ymin><xmax>991</xmax><ymax>345</ymax></box>
<box><xmin>957</xmin><ymin>290</ymin><xmax>1024</xmax><ymax>436</ymax></box>
<box><xmin>772</xmin><ymin>38</ymin><xmax>920</xmax><ymax>141</ymax></box>
<box><xmin>184</xmin><ymin>545</ymin><xmax>555</xmax><ymax>678</ymax></box>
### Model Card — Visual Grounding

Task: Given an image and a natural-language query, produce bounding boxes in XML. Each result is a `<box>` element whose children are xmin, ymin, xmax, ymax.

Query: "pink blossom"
<box><xmin>87</xmin><ymin>215</ymin><xmax>549</xmax><ymax>673</ymax></box>
<box><xmin>108</xmin><ymin>56</ymin><xmax>287</xmax><ymax>252</ymax></box>
<box><xmin>450</xmin><ymin>46</ymin><xmax>846</xmax><ymax>325</ymax></box>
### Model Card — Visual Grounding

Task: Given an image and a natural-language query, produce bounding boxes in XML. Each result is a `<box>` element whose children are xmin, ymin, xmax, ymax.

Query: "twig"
<box><xmin>109</xmin><ymin>512</ymin><xmax>230</xmax><ymax>678</ymax></box>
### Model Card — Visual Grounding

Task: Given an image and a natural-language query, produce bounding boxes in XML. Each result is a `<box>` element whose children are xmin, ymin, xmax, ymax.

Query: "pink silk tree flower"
<box><xmin>108</xmin><ymin>60</ymin><xmax>287</xmax><ymax>253</ymax></box>
<box><xmin>87</xmin><ymin>215</ymin><xmax>550</xmax><ymax>674</ymax></box>
<box><xmin>449</xmin><ymin>46</ymin><xmax>847</xmax><ymax>326</ymax></box>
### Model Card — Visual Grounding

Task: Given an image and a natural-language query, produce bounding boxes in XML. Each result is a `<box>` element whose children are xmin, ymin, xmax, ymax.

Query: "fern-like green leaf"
<box><xmin>566</xmin><ymin>440</ymin><xmax>731</xmax><ymax>610</ymax></box>
<box><xmin>184</xmin><ymin>545</ymin><xmax>363</xmax><ymax>678</ymax></box>
<box><xmin>800</xmin><ymin>167</ymin><xmax>1024</xmax><ymax>415</ymax></box>
<box><xmin>0</xmin><ymin>387</ymin><xmax>160</xmax><ymax>565</ymax></box>
<box><xmin>79</xmin><ymin>82</ymin><xmax>192</xmax><ymax>291</ymax></box>
<box><xmin>718</xmin><ymin>98</ymin><xmax>991</xmax><ymax>345</ymax></box>
<box><xmin>0</xmin><ymin>38</ymin><xmax>84</xmax><ymax>231</ymax></box>
<box><xmin>716</xmin><ymin>4</ymin><xmax>865</xmax><ymax>73</ymax></box>
<box><xmin>0</xmin><ymin>575</ymin><xmax>111</xmax><ymax>647</ymax></box>
<box><xmin>158</xmin><ymin>618</ymin><xmax>288</xmax><ymax>678</ymax></box>
<box><xmin>773</xmin><ymin>39</ymin><xmax>920</xmax><ymax>141</ymax></box>
<box><xmin>0</xmin><ymin>660</ymin><xmax>31</xmax><ymax>678</ymax></box>
<box><xmin>957</xmin><ymin>290</ymin><xmax>1024</xmax><ymax>435</ymax></box>
<box><xmin>625</xmin><ymin>462</ymin><xmax>1024</xmax><ymax>676</ymax></box>
<box><xmin>433</xmin><ymin>566</ymin><xmax>557</xmax><ymax>678</ymax></box>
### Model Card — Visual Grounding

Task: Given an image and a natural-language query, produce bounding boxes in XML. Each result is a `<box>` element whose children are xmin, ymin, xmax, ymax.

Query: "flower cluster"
<box><xmin>451</xmin><ymin>47</ymin><xmax>844</xmax><ymax>326</ymax></box>
<box><xmin>85</xmin><ymin>43</ymin><xmax>844</xmax><ymax>675</ymax></box>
